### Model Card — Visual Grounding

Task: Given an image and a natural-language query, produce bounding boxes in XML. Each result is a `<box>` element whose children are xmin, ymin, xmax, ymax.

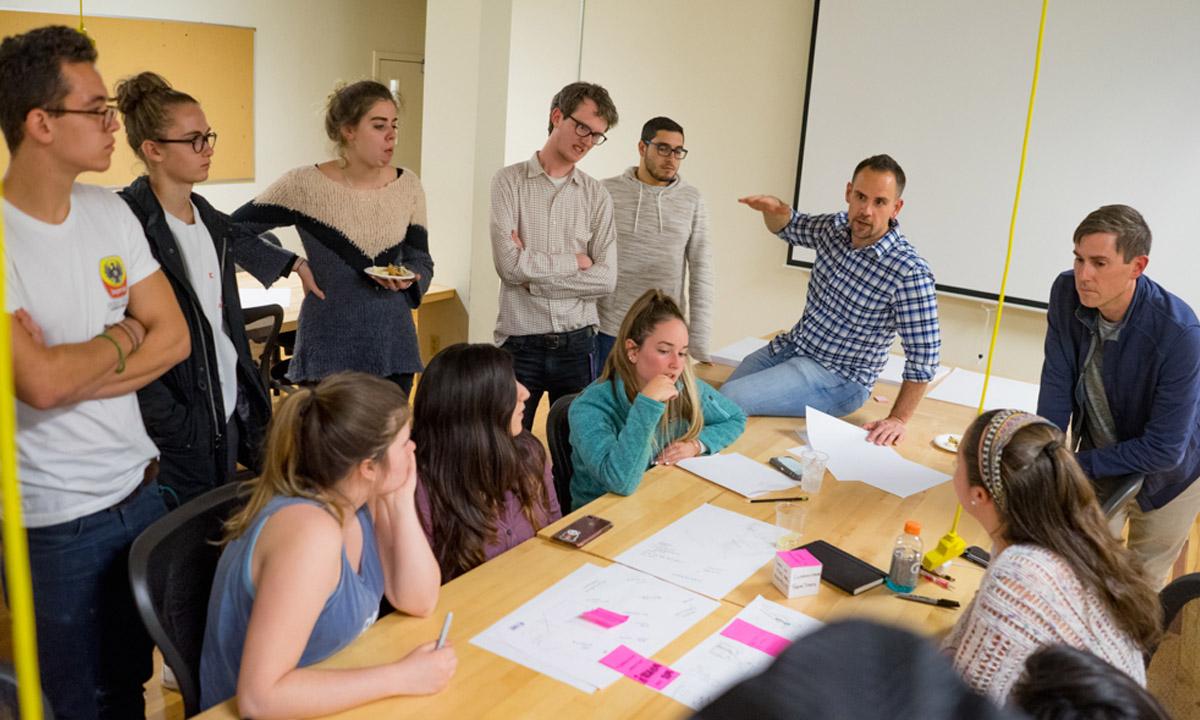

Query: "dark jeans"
<box><xmin>596</xmin><ymin>332</ymin><xmax>617</xmax><ymax>372</ymax></box>
<box><xmin>503</xmin><ymin>327</ymin><xmax>596</xmax><ymax>431</ymax></box>
<box><xmin>24</xmin><ymin>479</ymin><xmax>167</xmax><ymax>720</ymax></box>
<box><xmin>385</xmin><ymin>372</ymin><xmax>414</xmax><ymax>400</ymax></box>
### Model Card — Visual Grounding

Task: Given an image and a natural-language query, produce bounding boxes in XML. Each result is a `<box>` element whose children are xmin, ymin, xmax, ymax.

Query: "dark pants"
<box><xmin>158</xmin><ymin>416</ymin><xmax>239</xmax><ymax>509</ymax></box>
<box><xmin>596</xmin><ymin>332</ymin><xmax>618</xmax><ymax>372</ymax></box>
<box><xmin>23</xmin><ymin>479</ymin><xmax>167</xmax><ymax>720</ymax></box>
<box><xmin>503</xmin><ymin>327</ymin><xmax>596</xmax><ymax>431</ymax></box>
<box><xmin>385</xmin><ymin>372</ymin><xmax>414</xmax><ymax>400</ymax></box>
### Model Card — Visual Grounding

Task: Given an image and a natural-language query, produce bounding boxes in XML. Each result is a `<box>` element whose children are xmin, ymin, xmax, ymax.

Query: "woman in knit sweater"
<box><xmin>232</xmin><ymin>81</ymin><xmax>433</xmax><ymax>396</ymax></box>
<box><xmin>942</xmin><ymin>409</ymin><xmax>1161</xmax><ymax>701</ymax></box>
<box><xmin>569</xmin><ymin>290</ymin><xmax>746</xmax><ymax>509</ymax></box>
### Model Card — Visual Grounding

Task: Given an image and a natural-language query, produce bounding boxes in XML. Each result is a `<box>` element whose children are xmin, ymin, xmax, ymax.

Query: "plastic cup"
<box><xmin>799</xmin><ymin>449</ymin><xmax>829</xmax><ymax>494</ymax></box>
<box><xmin>775</xmin><ymin>501</ymin><xmax>807</xmax><ymax>550</ymax></box>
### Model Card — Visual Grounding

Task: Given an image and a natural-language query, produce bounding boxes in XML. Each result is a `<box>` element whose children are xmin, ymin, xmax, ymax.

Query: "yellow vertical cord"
<box><xmin>0</xmin><ymin>184</ymin><xmax>45</xmax><ymax>718</ymax></box>
<box><xmin>933</xmin><ymin>0</ymin><xmax>1049</xmax><ymax>557</ymax></box>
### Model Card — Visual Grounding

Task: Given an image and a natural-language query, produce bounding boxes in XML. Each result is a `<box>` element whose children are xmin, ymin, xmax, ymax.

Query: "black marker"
<box><xmin>895</xmin><ymin>593</ymin><xmax>960</xmax><ymax>609</ymax></box>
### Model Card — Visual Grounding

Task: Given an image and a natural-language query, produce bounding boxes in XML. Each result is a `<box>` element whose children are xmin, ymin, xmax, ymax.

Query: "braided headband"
<box><xmin>977</xmin><ymin>410</ymin><xmax>1059</xmax><ymax>511</ymax></box>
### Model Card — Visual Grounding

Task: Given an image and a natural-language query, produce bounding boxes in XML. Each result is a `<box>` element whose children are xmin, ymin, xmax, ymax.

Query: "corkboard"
<box><xmin>0</xmin><ymin>11</ymin><xmax>254</xmax><ymax>185</ymax></box>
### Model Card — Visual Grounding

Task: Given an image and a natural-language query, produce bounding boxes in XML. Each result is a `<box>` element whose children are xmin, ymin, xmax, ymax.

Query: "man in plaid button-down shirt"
<box><xmin>723</xmin><ymin>155</ymin><xmax>941</xmax><ymax>446</ymax></box>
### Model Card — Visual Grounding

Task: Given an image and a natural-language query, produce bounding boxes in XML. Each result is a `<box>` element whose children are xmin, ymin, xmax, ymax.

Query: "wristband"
<box><xmin>96</xmin><ymin>332</ymin><xmax>126</xmax><ymax>374</ymax></box>
<box><xmin>111</xmin><ymin>321</ymin><xmax>139</xmax><ymax>353</ymax></box>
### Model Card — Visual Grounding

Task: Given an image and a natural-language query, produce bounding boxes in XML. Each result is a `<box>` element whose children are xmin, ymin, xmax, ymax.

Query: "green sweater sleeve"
<box><xmin>696</xmin><ymin>380</ymin><xmax>748</xmax><ymax>454</ymax></box>
<box><xmin>569</xmin><ymin>386</ymin><xmax>666</xmax><ymax>500</ymax></box>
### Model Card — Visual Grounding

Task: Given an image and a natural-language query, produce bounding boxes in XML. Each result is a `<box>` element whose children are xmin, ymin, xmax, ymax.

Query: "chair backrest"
<box><xmin>546</xmin><ymin>393</ymin><xmax>579</xmax><ymax>512</ymax></box>
<box><xmin>1146</xmin><ymin>571</ymin><xmax>1200</xmax><ymax>719</ymax></box>
<box><xmin>0</xmin><ymin>661</ymin><xmax>54</xmax><ymax>720</ymax></box>
<box><xmin>1094</xmin><ymin>473</ymin><xmax>1144</xmax><ymax>519</ymax></box>
<box><xmin>129</xmin><ymin>482</ymin><xmax>250</xmax><ymax>717</ymax></box>
<box><xmin>241</xmin><ymin>303</ymin><xmax>284</xmax><ymax>392</ymax></box>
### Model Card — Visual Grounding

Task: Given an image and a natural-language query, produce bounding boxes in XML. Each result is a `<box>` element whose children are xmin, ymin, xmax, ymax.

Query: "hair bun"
<box><xmin>114</xmin><ymin>71</ymin><xmax>173</xmax><ymax>115</ymax></box>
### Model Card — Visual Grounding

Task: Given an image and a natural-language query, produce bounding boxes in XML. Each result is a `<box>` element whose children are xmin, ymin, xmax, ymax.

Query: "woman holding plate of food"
<box><xmin>233</xmin><ymin>80</ymin><xmax>433</xmax><ymax>397</ymax></box>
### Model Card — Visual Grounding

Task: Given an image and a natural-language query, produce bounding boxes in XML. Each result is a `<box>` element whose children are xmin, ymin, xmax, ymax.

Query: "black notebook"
<box><xmin>801</xmin><ymin>539</ymin><xmax>888</xmax><ymax>595</ymax></box>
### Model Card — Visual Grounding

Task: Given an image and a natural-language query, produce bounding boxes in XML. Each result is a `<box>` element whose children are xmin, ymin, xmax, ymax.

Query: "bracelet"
<box><xmin>96</xmin><ymin>332</ymin><xmax>126</xmax><ymax>374</ymax></box>
<box><xmin>110</xmin><ymin>321</ymin><xmax>139</xmax><ymax>353</ymax></box>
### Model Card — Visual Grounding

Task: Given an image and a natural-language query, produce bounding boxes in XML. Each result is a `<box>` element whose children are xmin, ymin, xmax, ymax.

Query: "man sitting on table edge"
<box><xmin>725</xmin><ymin>154</ymin><xmax>941</xmax><ymax>446</ymax></box>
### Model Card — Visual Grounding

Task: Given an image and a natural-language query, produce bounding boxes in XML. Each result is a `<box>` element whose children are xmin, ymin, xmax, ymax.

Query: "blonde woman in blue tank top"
<box><xmin>199</xmin><ymin>372</ymin><xmax>456</xmax><ymax>717</ymax></box>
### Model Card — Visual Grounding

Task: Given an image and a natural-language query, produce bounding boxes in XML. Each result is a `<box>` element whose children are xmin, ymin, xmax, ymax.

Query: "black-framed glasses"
<box><xmin>42</xmin><ymin>104</ymin><xmax>118</xmax><ymax>127</ymax></box>
<box><xmin>646</xmin><ymin>141</ymin><xmax>688</xmax><ymax>160</ymax></box>
<box><xmin>154</xmin><ymin>131</ymin><xmax>218</xmax><ymax>153</ymax></box>
<box><xmin>567</xmin><ymin>114</ymin><xmax>608</xmax><ymax>145</ymax></box>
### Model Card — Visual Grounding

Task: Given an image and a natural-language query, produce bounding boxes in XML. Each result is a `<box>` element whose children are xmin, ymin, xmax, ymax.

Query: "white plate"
<box><xmin>932</xmin><ymin>433</ymin><xmax>962</xmax><ymax>453</ymax></box>
<box><xmin>365</xmin><ymin>266</ymin><xmax>415</xmax><ymax>281</ymax></box>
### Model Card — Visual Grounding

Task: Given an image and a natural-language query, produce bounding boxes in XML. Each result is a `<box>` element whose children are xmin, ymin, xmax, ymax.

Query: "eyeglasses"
<box><xmin>154</xmin><ymin>131</ymin><xmax>218</xmax><ymax>153</ymax></box>
<box><xmin>43</xmin><ymin>104</ymin><xmax>118</xmax><ymax>127</ymax></box>
<box><xmin>566</xmin><ymin>114</ymin><xmax>608</xmax><ymax>146</ymax></box>
<box><xmin>646</xmin><ymin>141</ymin><xmax>688</xmax><ymax>160</ymax></box>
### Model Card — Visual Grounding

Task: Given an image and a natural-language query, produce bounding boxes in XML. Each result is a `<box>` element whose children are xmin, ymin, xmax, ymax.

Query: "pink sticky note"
<box><xmin>581</xmin><ymin>607</ymin><xmax>629</xmax><ymax>628</ymax></box>
<box><xmin>599</xmin><ymin>645</ymin><xmax>680</xmax><ymax>690</ymax></box>
<box><xmin>777</xmin><ymin>548</ymin><xmax>821</xmax><ymax>568</ymax></box>
<box><xmin>720</xmin><ymin>619</ymin><xmax>792</xmax><ymax>657</ymax></box>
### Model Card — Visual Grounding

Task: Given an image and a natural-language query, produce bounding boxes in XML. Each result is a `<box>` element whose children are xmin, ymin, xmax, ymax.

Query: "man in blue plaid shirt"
<box><xmin>722</xmin><ymin>155</ymin><xmax>940</xmax><ymax>445</ymax></box>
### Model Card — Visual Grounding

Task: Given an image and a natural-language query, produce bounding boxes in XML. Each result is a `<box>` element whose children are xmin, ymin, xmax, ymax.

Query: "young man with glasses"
<box><xmin>490</xmin><ymin>81</ymin><xmax>619</xmax><ymax>430</ymax></box>
<box><xmin>729</xmin><ymin>155</ymin><xmax>941</xmax><ymax>446</ymax></box>
<box><xmin>598</xmin><ymin>116</ymin><xmax>713</xmax><ymax>365</ymax></box>
<box><xmin>0</xmin><ymin>26</ymin><xmax>189</xmax><ymax>719</ymax></box>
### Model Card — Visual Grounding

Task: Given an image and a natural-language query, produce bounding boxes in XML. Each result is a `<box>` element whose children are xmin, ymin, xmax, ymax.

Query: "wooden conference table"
<box><xmin>197</xmin><ymin>382</ymin><xmax>987</xmax><ymax>719</ymax></box>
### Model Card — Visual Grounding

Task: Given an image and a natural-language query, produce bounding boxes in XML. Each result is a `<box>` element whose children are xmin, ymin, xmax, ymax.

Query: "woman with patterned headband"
<box><xmin>941</xmin><ymin>409</ymin><xmax>1161</xmax><ymax>701</ymax></box>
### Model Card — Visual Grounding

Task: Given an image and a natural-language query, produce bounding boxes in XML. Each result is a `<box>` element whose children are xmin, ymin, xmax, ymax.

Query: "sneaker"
<box><xmin>162</xmin><ymin>663</ymin><xmax>179</xmax><ymax>692</ymax></box>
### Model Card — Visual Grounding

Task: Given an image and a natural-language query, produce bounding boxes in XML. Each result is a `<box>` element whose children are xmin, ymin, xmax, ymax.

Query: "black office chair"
<box><xmin>546</xmin><ymin>393</ymin><xmax>579</xmax><ymax>512</ymax></box>
<box><xmin>242</xmin><ymin>303</ymin><xmax>292</xmax><ymax>396</ymax></box>
<box><xmin>1094</xmin><ymin>473</ymin><xmax>1144</xmax><ymax>519</ymax></box>
<box><xmin>128</xmin><ymin>482</ymin><xmax>251</xmax><ymax>717</ymax></box>
<box><xmin>1146</xmin><ymin>572</ymin><xmax>1200</xmax><ymax>718</ymax></box>
<box><xmin>0</xmin><ymin>661</ymin><xmax>54</xmax><ymax>720</ymax></box>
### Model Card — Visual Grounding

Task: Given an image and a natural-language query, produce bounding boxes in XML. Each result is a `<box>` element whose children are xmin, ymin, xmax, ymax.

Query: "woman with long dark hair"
<box><xmin>942</xmin><ymin>409</ymin><xmax>1161</xmax><ymax>700</ymax></box>
<box><xmin>412</xmin><ymin>344</ymin><xmax>561</xmax><ymax>581</ymax></box>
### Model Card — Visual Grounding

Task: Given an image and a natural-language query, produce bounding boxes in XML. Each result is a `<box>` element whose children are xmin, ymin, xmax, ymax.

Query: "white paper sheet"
<box><xmin>676</xmin><ymin>453</ymin><xmax>798</xmax><ymax>497</ymax></box>
<box><xmin>663</xmin><ymin>596</ymin><xmax>824</xmax><ymax>710</ymax></box>
<box><xmin>238</xmin><ymin>287</ymin><xmax>292</xmax><ymax>309</ymax></box>
<box><xmin>709</xmin><ymin>337</ymin><xmax>769</xmax><ymax>367</ymax></box>
<box><xmin>799</xmin><ymin>407</ymin><xmax>950</xmax><ymax>498</ymax></box>
<box><xmin>470</xmin><ymin>563</ymin><xmax>720</xmax><ymax>692</ymax></box>
<box><xmin>926</xmin><ymin>367</ymin><xmax>1040</xmax><ymax>413</ymax></box>
<box><xmin>877</xmin><ymin>354</ymin><xmax>952</xmax><ymax>386</ymax></box>
<box><xmin>614</xmin><ymin>504</ymin><xmax>783</xmax><ymax>600</ymax></box>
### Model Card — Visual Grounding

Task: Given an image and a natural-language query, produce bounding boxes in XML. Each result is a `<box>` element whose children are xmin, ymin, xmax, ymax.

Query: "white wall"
<box><xmin>1</xmin><ymin>0</ymin><xmax>427</xmax><ymax>255</ymax></box>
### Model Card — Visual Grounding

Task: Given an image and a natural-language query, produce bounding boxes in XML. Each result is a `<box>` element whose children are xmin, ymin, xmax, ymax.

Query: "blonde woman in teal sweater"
<box><xmin>569</xmin><ymin>290</ymin><xmax>747</xmax><ymax>509</ymax></box>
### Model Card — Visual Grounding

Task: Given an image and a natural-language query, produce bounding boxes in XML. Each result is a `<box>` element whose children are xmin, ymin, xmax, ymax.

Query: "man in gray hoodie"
<box><xmin>598</xmin><ymin>116</ymin><xmax>713</xmax><ymax>363</ymax></box>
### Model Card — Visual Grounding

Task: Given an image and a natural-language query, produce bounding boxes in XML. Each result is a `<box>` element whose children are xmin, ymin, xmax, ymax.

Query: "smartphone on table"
<box><xmin>551</xmin><ymin>515</ymin><xmax>613</xmax><ymax>548</ymax></box>
<box><xmin>768</xmin><ymin>455</ymin><xmax>805</xmax><ymax>482</ymax></box>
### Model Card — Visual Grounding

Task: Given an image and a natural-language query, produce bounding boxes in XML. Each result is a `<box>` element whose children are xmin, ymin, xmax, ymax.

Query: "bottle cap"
<box><xmin>904</xmin><ymin>520</ymin><xmax>922</xmax><ymax>535</ymax></box>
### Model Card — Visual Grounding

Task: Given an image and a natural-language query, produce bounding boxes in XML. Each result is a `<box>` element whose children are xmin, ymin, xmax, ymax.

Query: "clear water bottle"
<box><xmin>885</xmin><ymin>520</ymin><xmax>923</xmax><ymax>593</ymax></box>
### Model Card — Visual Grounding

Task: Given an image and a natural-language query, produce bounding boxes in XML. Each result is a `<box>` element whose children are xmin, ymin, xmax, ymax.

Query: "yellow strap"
<box><xmin>1</xmin><ymin>183</ymin><xmax>46</xmax><ymax>718</ymax></box>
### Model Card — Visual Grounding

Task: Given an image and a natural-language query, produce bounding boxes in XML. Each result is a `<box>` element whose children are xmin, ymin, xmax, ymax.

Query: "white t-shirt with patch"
<box><xmin>166</xmin><ymin>204</ymin><xmax>238</xmax><ymax>421</ymax></box>
<box><xmin>3</xmin><ymin>183</ymin><xmax>161</xmax><ymax>527</ymax></box>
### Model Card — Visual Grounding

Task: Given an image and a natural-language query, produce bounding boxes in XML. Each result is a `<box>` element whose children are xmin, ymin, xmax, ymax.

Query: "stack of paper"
<box><xmin>614</xmin><ymin>504</ymin><xmax>784</xmax><ymax>600</ymax></box>
<box><xmin>471</xmin><ymin>563</ymin><xmax>719</xmax><ymax>692</ymax></box>
<box><xmin>663</xmin><ymin>596</ymin><xmax>824</xmax><ymax>710</ymax></box>
<box><xmin>926</xmin><ymin>367</ymin><xmax>1040</xmax><ymax>413</ymax></box>
<box><xmin>676</xmin><ymin>453</ymin><xmax>798</xmax><ymax>497</ymax></box>
<box><xmin>797</xmin><ymin>407</ymin><xmax>949</xmax><ymax>498</ymax></box>
<box><xmin>709</xmin><ymin>337</ymin><xmax>769</xmax><ymax>367</ymax></box>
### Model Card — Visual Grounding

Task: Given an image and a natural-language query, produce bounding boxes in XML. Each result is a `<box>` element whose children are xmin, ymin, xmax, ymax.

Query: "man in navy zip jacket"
<box><xmin>1038</xmin><ymin>204</ymin><xmax>1200</xmax><ymax>589</ymax></box>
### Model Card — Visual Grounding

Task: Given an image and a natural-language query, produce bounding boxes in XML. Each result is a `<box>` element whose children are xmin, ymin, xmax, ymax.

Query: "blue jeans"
<box><xmin>22</xmin><ymin>480</ymin><xmax>167</xmax><ymax>720</ymax></box>
<box><xmin>720</xmin><ymin>346</ymin><xmax>869</xmax><ymax>417</ymax></box>
<box><xmin>502</xmin><ymin>327</ymin><xmax>596</xmax><ymax>431</ymax></box>
<box><xmin>595</xmin><ymin>332</ymin><xmax>617</xmax><ymax>372</ymax></box>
